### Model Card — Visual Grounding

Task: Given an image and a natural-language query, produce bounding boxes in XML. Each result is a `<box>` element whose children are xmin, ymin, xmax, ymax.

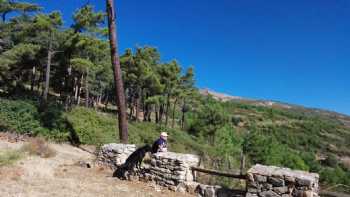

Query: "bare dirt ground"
<box><xmin>0</xmin><ymin>137</ymin><xmax>194</xmax><ymax>197</ymax></box>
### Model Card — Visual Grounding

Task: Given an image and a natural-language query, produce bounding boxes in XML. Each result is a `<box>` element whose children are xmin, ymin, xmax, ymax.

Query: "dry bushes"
<box><xmin>21</xmin><ymin>138</ymin><xmax>56</xmax><ymax>158</ymax></box>
<box><xmin>0</xmin><ymin>150</ymin><xmax>23</xmax><ymax>166</ymax></box>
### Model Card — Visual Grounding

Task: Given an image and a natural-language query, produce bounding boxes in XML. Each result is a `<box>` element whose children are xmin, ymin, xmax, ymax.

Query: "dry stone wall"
<box><xmin>96</xmin><ymin>144</ymin><xmax>320</xmax><ymax>197</ymax></box>
<box><xmin>96</xmin><ymin>143</ymin><xmax>136</xmax><ymax>170</ymax></box>
<box><xmin>142</xmin><ymin>152</ymin><xmax>200</xmax><ymax>192</ymax></box>
<box><xmin>246</xmin><ymin>164</ymin><xmax>319</xmax><ymax>197</ymax></box>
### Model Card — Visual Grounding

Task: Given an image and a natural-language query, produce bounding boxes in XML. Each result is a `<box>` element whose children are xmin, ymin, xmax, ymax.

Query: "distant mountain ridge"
<box><xmin>199</xmin><ymin>88</ymin><xmax>350</xmax><ymax>128</ymax></box>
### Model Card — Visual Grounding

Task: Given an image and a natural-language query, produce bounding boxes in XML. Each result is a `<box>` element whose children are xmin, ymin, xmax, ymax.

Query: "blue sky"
<box><xmin>26</xmin><ymin>0</ymin><xmax>350</xmax><ymax>115</ymax></box>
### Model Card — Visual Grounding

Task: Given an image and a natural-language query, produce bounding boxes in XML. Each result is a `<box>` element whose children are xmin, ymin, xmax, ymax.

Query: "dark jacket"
<box><xmin>151</xmin><ymin>138</ymin><xmax>167</xmax><ymax>153</ymax></box>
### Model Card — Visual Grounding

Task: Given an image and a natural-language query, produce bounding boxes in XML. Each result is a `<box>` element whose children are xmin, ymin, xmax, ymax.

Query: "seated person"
<box><xmin>151</xmin><ymin>132</ymin><xmax>168</xmax><ymax>153</ymax></box>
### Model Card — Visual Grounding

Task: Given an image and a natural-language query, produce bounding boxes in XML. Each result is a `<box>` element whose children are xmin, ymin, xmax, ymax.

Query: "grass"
<box><xmin>0</xmin><ymin>150</ymin><xmax>23</xmax><ymax>167</ymax></box>
<box><xmin>21</xmin><ymin>138</ymin><xmax>57</xmax><ymax>158</ymax></box>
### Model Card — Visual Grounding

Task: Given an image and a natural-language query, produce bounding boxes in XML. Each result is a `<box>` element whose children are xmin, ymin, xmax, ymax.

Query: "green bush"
<box><xmin>323</xmin><ymin>153</ymin><xmax>338</xmax><ymax>168</ymax></box>
<box><xmin>0</xmin><ymin>98</ymin><xmax>43</xmax><ymax>134</ymax></box>
<box><xmin>320</xmin><ymin>166</ymin><xmax>350</xmax><ymax>186</ymax></box>
<box><xmin>65</xmin><ymin>107</ymin><xmax>117</xmax><ymax>145</ymax></box>
<box><xmin>243</xmin><ymin>130</ymin><xmax>309</xmax><ymax>171</ymax></box>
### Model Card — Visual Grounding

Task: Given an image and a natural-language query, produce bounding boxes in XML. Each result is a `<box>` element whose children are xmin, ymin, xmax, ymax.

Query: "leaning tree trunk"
<box><xmin>106</xmin><ymin>0</ymin><xmax>128</xmax><ymax>143</ymax></box>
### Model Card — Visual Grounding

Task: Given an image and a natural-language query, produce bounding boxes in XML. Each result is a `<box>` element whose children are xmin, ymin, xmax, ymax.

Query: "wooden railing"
<box><xmin>191</xmin><ymin>166</ymin><xmax>247</xmax><ymax>180</ymax></box>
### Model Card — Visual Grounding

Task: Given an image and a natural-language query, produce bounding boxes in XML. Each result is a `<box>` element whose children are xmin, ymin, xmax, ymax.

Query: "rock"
<box><xmin>185</xmin><ymin>182</ymin><xmax>200</xmax><ymax>195</ymax></box>
<box><xmin>176</xmin><ymin>183</ymin><xmax>187</xmax><ymax>193</ymax></box>
<box><xmin>204</xmin><ymin>186</ymin><xmax>216</xmax><ymax>197</ymax></box>
<box><xmin>296</xmin><ymin>178</ymin><xmax>312</xmax><ymax>187</ymax></box>
<box><xmin>247</xmin><ymin>165</ymin><xmax>319</xmax><ymax>197</ymax></box>
<box><xmin>96</xmin><ymin>143</ymin><xmax>136</xmax><ymax>169</ymax></box>
<box><xmin>262</xmin><ymin>183</ymin><xmax>273</xmax><ymax>191</ymax></box>
<box><xmin>248</xmin><ymin>187</ymin><xmax>259</xmax><ymax>193</ymax></box>
<box><xmin>268</xmin><ymin>177</ymin><xmax>284</xmax><ymax>187</ymax></box>
<box><xmin>285</xmin><ymin>176</ymin><xmax>295</xmax><ymax>183</ymax></box>
<box><xmin>246</xmin><ymin>193</ymin><xmax>259</xmax><ymax>197</ymax></box>
<box><xmin>292</xmin><ymin>189</ymin><xmax>304</xmax><ymax>197</ymax></box>
<box><xmin>273</xmin><ymin>186</ymin><xmax>288</xmax><ymax>194</ymax></box>
<box><xmin>255</xmin><ymin>174</ymin><xmax>267</xmax><ymax>183</ymax></box>
<box><xmin>282</xmin><ymin>194</ymin><xmax>291</xmax><ymax>197</ymax></box>
<box><xmin>259</xmin><ymin>190</ymin><xmax>280</xmax><ymax>197</ymax></box>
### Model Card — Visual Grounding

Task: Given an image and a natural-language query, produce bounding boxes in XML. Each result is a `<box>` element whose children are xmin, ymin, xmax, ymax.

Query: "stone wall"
<box><xmin>96</xmin><ymin>144</ymin><xmax>320</xmax><ymax>197</ymax></box>
<box><xmin>142</xmin><ymin>152</ymin><xmax>200</xmax><ymax>192</ymax></box>
<box><xmin>246</xmin><ymin>164</ymin><xmax>319</xmax><ymax>197</ymax></box>
<box><xmin>96</xmin><ymin>143</ymin><xmax>136</xmax><ymax>170</ymax></box>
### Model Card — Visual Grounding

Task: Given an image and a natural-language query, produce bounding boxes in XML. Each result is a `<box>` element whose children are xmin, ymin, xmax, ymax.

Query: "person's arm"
<box><xmin>159</xmin><ymin>141</ymin><xmax>167</xmax><ymax>152</ymax></box>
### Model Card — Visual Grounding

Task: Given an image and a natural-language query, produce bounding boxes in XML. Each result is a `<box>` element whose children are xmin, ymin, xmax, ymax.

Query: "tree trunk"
<box><xmin>147</xmin><ymin>108</ymin><xmax>152</xmax><ymax>122</ymax></box>
<box><xmin>143</xmin><ymin>103</ymin><xmax>148</xmax><ymax>122</ymax></box>
<box><xmin>30</xmin><ymin>66</ymin><xmax>36</xmax><ymax>92</ymax></box>
<box><xmin>155</xmin><ymin>105</ymin><xmax>159</xmax><ymax>123</ymax></box>
<box><xmin>77</xmin><ymin>74</ymin><xmax>83</xmax><ymax>105</ymax></box>
<box><xmin>181</xmin><ymin>99</ymin><xmax>186</xmax><ymax>129</ymax></box>
<box><xmin>159</xmin><ymin>104</ymin><xmax>164</xmax><ymax>124</ymax></box>
<box><xmin>135</xmin><ymin>88</ymin><xmax>141</xmax><ymax>122</ymax></box>
<box><xmin>36</xmin><ymin>68</ymin><xmax>41</xmax><ymax>91</ymax></box>
<box><xmin>171</xmin><ymin>98</ymin><xmax>178</xmax><ymax>128</ymax></box>
<box><xmin>106</xmin><ymin>0</ymin><xmax>128</xmax><ymax>144</ymax></box>
<box><xmin>165</xmin><ymin>93</ymin><xmax>170</xmax><ymax>127</ymax></box>
<box><xmin>43</xmin><ymin>32</ymin><xmax>53</xmax><ymax>103</ymax></box>
<box><xmin>64</xmin><ymin>55</ymin><xmax>72</xmax><ymax>109</ymax></box>
<box><xmin>74</xmin><ymin>77</ymin><xmax>79</xmax><ymax>101</ymax></box>
<box><xmin>85</xmin><ymin>70</ymin><xmax>89</xmax><ymax>108</ymax></box>
<box><xmin>40</xmin><ymin>68</ymin><xmax>45</xmax><ymax>97</ymax></box>
<box><xmin>128</xmin><ymin>99</ymin><xmax>134</xmax><ymax>120</ymax></box>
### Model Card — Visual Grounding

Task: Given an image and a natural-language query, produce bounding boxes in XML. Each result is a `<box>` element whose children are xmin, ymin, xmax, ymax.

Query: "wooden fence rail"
<box><xmin>191</xmin><ymin>166</ymin><xmax>247</xmax><ymax>179</ymax></box>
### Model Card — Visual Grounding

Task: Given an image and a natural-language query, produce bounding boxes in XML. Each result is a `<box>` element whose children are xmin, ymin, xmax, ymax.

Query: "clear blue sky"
<box><xmin>26</xmin><ymin>0</ymin><xmax>350</xmax><ymax>115</ymax></box>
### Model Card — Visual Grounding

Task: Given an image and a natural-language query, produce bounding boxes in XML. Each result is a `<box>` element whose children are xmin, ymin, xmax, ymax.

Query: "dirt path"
<box><xmin>0</xmin><ymin>138</ymin><xmax>194</xmax><ymax>197</ymax></box>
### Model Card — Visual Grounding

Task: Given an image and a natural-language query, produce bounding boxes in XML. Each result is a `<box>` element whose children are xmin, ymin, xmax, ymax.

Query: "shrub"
<box><xmin>0</xmin><ymin>98</ymin><xmax>43</xmax><ymax>134</ymax></box>
<box><xmin>65</xmin><ymin>107</ymin><xmax>117</xmax><ymax>145</ymax></box>
<box><xmin>323</xmin><ymin>153</ymin><xmax>338</xmax><ymax>168</ymax></box>
<box><xmin>21</xmin><ymin>138</ymin><xmax>56</xmax><ymax>158</ymax></box>
<box><xmin>0</xmin><ymin>150</ymin><xmax>23</xmax><ymax>166</ymax></box>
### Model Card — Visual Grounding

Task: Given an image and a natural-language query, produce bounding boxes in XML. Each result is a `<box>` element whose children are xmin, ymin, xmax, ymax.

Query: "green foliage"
<box><xmin>70</xmin><ymin>58</ymin><xmax>94</xmax><ymax>73</ymax></box>
<box><xmin>0</xmin><ymin>98</ymin><xmax>42</xmax><ymax>134</ymax></box>
<box><xmin>65</xmin><ymin>107</ymin><xmax>116</xmax><ymax>145</ymax></box>
<box><xmin>323</xmin><ymin>153</ymin><xmax>339</xmax><ymax>168</ymax></box>
<box><xmin>72</xmin><ymin>4</ymin><xmax>105</xmax><ymax>33</ymax></box>
<box><xmin>189</xmin><ymin>99</ymin><xmax>229</xmax><ymax>143</ymax></box>
<box><xmin>320</xmin><ymin>166</ymin><xmax>350</xmax><ymax>186</ymax></box>
<box><xmin>0</xmin><ymin>98</ymin><xmax>69</xmax><ymax>141</ymax></box>
<box><xmin>243</xmin><ymin>130</ymin><xmax>309</xmax><ymax>171</ymax></box>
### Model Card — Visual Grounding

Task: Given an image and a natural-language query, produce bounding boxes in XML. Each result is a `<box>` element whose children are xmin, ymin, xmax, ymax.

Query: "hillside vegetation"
<box><xmin>0</xmin><ymin>0</ymin><xmax>349</xmax><ymax>193</ymax></box>
<box><xmin>1</xmin><ymin>95</ymin><xmax>350</xmax><ymax>191</ymax></box>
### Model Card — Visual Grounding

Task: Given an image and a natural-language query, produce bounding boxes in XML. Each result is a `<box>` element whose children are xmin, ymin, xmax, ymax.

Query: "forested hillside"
<box><xmin>0</xmin><ymin>1</ymin><xmax>349</xmax><ymax>192</ymax></box>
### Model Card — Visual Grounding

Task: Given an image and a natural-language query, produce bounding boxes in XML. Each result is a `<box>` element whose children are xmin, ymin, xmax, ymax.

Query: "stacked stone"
<box><xmin>246</xmin><ymin>164</ymin><xmax>319</xmax><ymax>197</ymax></box>
<box><xmin>143</xmin><ymin>152</ymin><xmax>200</xmax><ymax>192</ymax></box>
<box><xmin>96</xmin><ymin>143</ymin><xmax>136</xmax><ymax>170</ymax></box>
<box><xmin>196</xmin><ymin>184</ymin><xmax>245</xmax><ymax>197</ymax></box>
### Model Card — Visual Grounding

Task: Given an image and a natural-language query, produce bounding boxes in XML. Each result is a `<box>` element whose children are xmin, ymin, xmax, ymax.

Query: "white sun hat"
<box><xmin>160</xmin><ymin>132</ymin><xmax>168</xmax><ymax>137</ymax></box>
